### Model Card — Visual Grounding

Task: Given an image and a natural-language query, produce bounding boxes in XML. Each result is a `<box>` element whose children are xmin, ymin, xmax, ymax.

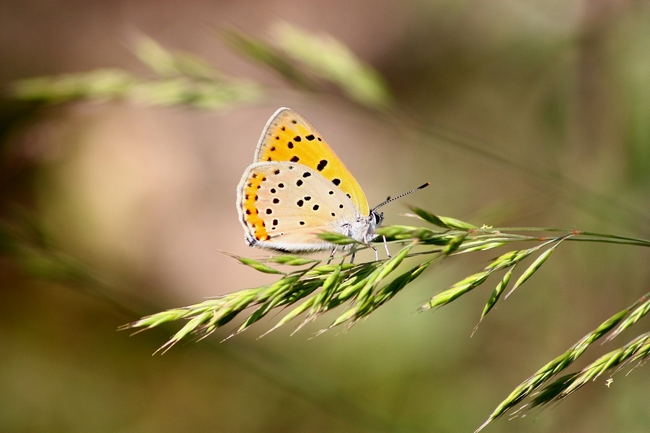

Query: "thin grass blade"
<box><xmin>442</xmin><ymin>232</ymin><xmax>468</xmax><ymax>256</ymax></box>
<box><xmin>505</xmin><ymin>243</ymin><xmax>561</xmax><ymax>299</ymax></box>
<box><xmin>268</xmin><ymin>255</ymin><xmax>318</xmax><ymax>266</ymax></box>
<box><xmin>605</xmin><ymin>293</ymin><xmax>650</xmax><ymax>342</ymax></box>
<box><xmin>479</xmin><ymin>266</ymin><xmax>515</xmax><ymax>323</ymax></box>
<box><xmin>407</xmin><ymin>207</ymin><xmax>449</xmax><ymax>228</ymax></box>
<box><xmin>229</xmin><ymin>255</ymin><xmax>284</xmax><ymax>274</ymax></box>
<box><xmin>423</xmin><ymin>270</ymin><xmax>491</xmax><ymax>310</ymax></box>
<box><xmin>437</xmin><ymin>216</ymin><xmax>477</xmax><ymax>230</ymax></box>
<box><xmin>531</xmin><ymin>332</ymin><xmax>650</xmax><ymax>408</ymax></box>
<box><xmin>475</xmin><ymin>309</ymin><xmax>628</xmax><ymax>431</ymax></box>
<box><xmin>317</xmin><ymin>232</ymin><xmax>360</xmax><ymax>246</ymax></box>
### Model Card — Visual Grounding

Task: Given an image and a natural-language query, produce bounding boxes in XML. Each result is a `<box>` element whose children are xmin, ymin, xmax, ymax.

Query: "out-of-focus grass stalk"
<box><xmin>476</xmin><ymin>290</ymin><xmax>650</xmax><ymax>431</ymax></box>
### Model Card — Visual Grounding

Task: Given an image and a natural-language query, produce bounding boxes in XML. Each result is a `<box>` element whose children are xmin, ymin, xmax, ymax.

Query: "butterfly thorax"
<box><xmin>340</xmin><ymin>210</ymin><xmax>382</xmax><ymax>248</ymax></box>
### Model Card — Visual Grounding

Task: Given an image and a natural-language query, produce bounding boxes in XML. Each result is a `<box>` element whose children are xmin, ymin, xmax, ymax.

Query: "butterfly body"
<box><xmin>237</xmin><ymin>108</ymin><xmax>381</xmax><ymax>253</ymax></box>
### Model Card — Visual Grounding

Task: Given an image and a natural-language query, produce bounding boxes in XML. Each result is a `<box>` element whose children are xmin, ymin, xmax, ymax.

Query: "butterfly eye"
<box><xmin>372</xmin><ymin>211</ymin><xmax>384</xmax><ymax>226</ymax></box>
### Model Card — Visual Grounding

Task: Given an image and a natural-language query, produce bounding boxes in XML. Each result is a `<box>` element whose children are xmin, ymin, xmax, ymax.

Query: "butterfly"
<box><xmin>236</xmin><ymin>107</ymin><xmax>428</xmax><ymax>260</ymax></box>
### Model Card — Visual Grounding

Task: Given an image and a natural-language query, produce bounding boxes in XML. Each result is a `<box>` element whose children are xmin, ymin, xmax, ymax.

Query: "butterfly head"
<box><xmin>370</xmin><ymin>209</ymin><xmax>384</xmax><ymax>228</ymax></box>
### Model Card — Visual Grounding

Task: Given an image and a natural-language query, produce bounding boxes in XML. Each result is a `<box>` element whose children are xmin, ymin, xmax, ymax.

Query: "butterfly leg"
<box><xmin>382</xmin><ymin>235</ymin><xmax>391</xmax><ymax>259</ymax></box>
<box><xmin>349</xmin><ymin>250</ymin><xmax>356</xmax><ymax>264</ymax></box>
<box><xmin>368</xmin><ymin>243</ymin><xmax>379</xmax><ymax>261</ymax></box>
<box><xmin>327</xmin><ymin>247</ymin><xmax>338</xmax><ymax>264</ymax></box>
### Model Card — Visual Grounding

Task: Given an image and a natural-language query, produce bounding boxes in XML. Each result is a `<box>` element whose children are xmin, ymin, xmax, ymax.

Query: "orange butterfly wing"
<box><xmin>253</xmin><ymin>108</ymin><xmax>370</xmax><ymax>216</ymax></box>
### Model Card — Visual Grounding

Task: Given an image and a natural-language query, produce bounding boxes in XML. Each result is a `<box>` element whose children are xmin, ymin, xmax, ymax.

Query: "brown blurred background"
<box><xmin>2</xmin><ymin>0</ymin><xmax>650</xmax><ymax>432</ymax></box>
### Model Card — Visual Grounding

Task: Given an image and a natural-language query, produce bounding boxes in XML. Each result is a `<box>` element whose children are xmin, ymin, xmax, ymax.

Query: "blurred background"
<box><xmin>2</xmin><ymin>0</ymin><xmax>650</xmax><ymax>432</ymax></box>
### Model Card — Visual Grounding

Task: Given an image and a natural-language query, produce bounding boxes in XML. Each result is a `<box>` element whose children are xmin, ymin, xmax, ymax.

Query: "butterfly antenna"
<box><xmin>372</xmin><ymin>182</ymin><xmax>430</xmax><ymax>212</ymax></box>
